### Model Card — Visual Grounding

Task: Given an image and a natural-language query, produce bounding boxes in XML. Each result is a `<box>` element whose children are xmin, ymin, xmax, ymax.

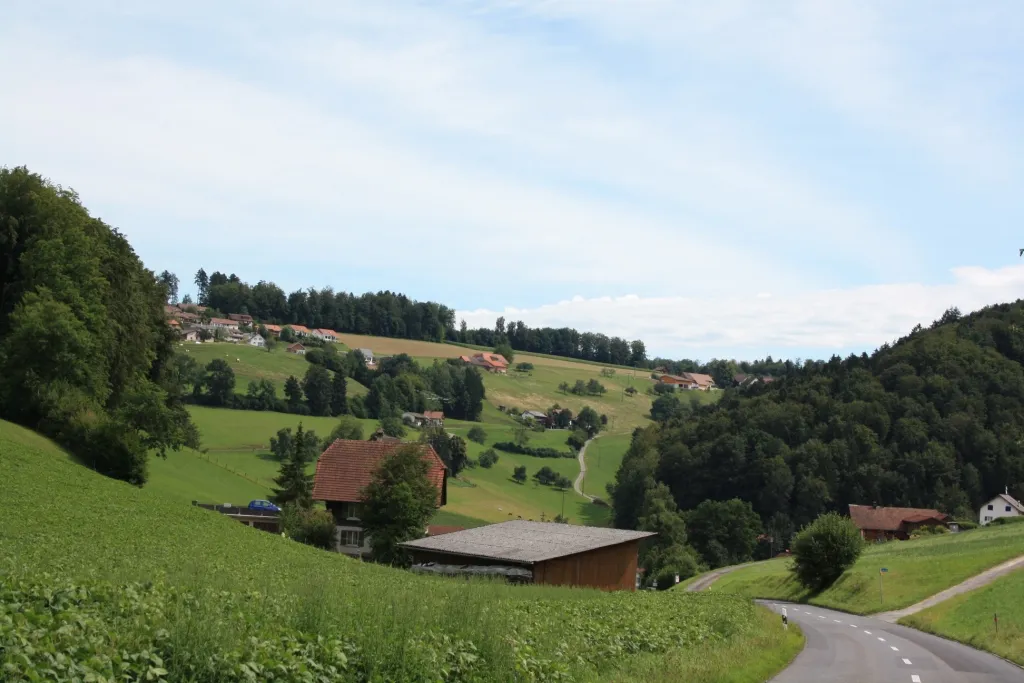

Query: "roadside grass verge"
<box><xmin>0</xmin><ymin>418</ymin><xmax>796</xmax><ymax>682</ymax></box>
<box><xmin>900</xmin><ymin>569</ymin><xmax>1024</xmax><ymax>665</ymax></box>
<box><xmin>712</xmin><ymin>525</ymin><xmax>1024</xmax><ymax>614</ymax></box>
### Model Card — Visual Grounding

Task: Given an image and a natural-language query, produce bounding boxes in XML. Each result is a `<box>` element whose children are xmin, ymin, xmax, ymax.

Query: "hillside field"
<box><xmin>709</xmin><ymin>525</ymin><xmax>1024</xmax><ymax>614</ymax></box>
<box><xmin>901</xmin><ymin>563</ymin><xmax>1024</xmax><ymax>665</ymax></box>
<box><xmin>0</xmin><ymin>419</ymin><xmax>801</xmax><ymax>682</ymax></box>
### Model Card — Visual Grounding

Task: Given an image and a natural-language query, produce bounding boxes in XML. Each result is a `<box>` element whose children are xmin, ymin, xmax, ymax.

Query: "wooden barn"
<box><xmin>400</xmin><ymin>520</ymin><xmax>654</xmax><ymax>591</ymax></box>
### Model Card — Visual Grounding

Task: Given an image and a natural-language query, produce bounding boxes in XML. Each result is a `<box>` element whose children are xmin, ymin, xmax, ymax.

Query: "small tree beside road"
<box><xmin>791</xmin><ymin>512</ymin><xmax>864</xmax><ymax>590</ymax></box>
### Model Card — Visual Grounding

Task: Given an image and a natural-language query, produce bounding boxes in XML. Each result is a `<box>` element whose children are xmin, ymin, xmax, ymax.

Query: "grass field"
<box><xmin>579</xmin><ymin>433</ymin><xmax>632</xmax><ymax>502</ymax></box>
<box><xmin>181</xmin><ymin>341</ymin><xmax>368</xmax><ymax>397</ymax></box>
<box><xmin>901</xmin><ymin>567</ymin><xmax>1024</xmax><ymax>665</ymax></box>
<box><xmin>0</xmin><ymin>418</ymin><xmax>801</xmax><ymax>682</ymax></box>
<box><xmin>711</xmin><ymin>524</ymin><xmax>1024</xmax><ymax>614</ymax></box>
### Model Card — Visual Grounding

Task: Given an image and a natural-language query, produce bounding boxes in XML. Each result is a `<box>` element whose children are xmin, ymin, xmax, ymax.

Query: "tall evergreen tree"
<box><xmin>330</xmin><ymin>370</ymin><xmax>348</xmax><ymax>416</ymax></box>
<box><xmin>193</xmin><ymin>268</ymin><xmax>209</xmax><ymax>305</ymax></box>
<box><xmin>272</xmin><ymin>424</ymin><xmax>317</xmax><ymax>508</ymax></box>
<box><xmin>284</xmin><ymin>375</ymin><xmax>303</xmax><ymax>406</ymax></box>
<box><xmin>303</xmin><ymin>365</ymin><xmax>333</xmax><ymax>416</ymax></box>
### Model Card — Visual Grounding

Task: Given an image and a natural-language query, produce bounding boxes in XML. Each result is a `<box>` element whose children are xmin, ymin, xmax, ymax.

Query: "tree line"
<box><xmin>610</xmin><ymin>303</ymin><xmax>1024</xmax><ymax>581</ymax></box>
<box><xmin>0</xmin><ymin>167</ymin><xmax>197</xmax><ymax>485</ymax></box>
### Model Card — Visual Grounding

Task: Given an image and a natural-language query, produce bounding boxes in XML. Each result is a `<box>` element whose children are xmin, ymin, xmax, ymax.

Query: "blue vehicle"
<box><xmin>248</xmin><ymin>499</ymin><xmax>281</xmax><ymax>513</ymax></box>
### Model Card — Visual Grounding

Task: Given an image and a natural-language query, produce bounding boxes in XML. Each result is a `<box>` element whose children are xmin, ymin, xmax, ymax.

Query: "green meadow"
<box><xmin>710</xmin><ymin>524</ymin><xmax>1024</xmax><ymax>614</ymax></box>
<box><xmin>0</xmin><ymin>418</ymin><xmax>801</xmax><ymax>683</ymax></box>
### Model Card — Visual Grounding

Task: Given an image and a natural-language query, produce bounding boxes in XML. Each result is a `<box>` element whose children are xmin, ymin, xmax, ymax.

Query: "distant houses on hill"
<box><xmin>656</xmin><ymin>372</ymin><xmax>716</xmax><ymax>391</ymax></box>
<box><xmin>459</xmin><ymin>352</ymin><xmax>509</xmax><ymax>374</ymax></box>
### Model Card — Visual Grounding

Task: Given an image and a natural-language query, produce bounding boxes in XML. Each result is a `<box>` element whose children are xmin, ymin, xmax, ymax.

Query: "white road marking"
<box><xmin>911</xmin><ymin>675</ymin><xmax>921</xmax><ymax>683</ymax></box>
<box><xmin>878</xmin><ymin>637</ymin><xmax>886</xmax><ymax>642</ymax></box>
<box><xmin>903</xmin><ymin>658</ymin><xmax>913</xmax><ymax>665</ymax></box>
<box><xmin>850</xmin><ymin>624</ymin><xmax>859</xmax><ymax>628</ymax></box>
<box><xmin>864</xmin><ymin>630</ymin><xmax>873</xmax><ymax>635</ymax></box>
<box><xmin>834</xmin><ymin>619</ymin><xmax>842</xmax><ymax>623</ymax></box>
<box><xmin>819</xmin><ymin>615</ymin><xmax>826</xmax><ymax>619</ymax></box>
<box><xmin>891</xmin><ymin>646</ymin><xmax>899</xmax><ymax>652</ymax></box>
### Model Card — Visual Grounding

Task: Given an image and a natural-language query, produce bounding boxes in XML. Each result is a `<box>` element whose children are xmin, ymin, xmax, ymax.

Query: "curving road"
<box><xmin>572</xmin><ymin>436</ymin><xmax>599</xmax><ymax>501</ymax></box>
<box><xmin>683</xmin><ymin>561</ymin><xmax>759</xmax><ymax>592</ymax></box>
<box><xmin>762</xmin><ymin>601</ymin><xmax>1023</xmax><ymax>682</ymax></box>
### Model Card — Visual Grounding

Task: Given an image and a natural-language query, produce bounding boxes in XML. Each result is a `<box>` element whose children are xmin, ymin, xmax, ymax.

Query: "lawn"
<box><xmin>579</xmin><ymin>433</ymin><xmax>632</xmax><ymax>503</ymax></box>
<box><xmin>180</xmin><ymin>341</ymin><xmax>368</xmax><ymax>397</ymax></box>
<box><xmin>0</xmin><ymin>418</ymin><xmax>800</xmax><ymax>682</ymax></box>
<box><xmin>901</xmin><ymin>565</ymin><xmax>1024</xmax><ymax>665</ymax></box>
<box><xmin>712</xmin><ymin>524</ymin><xmax>1024</xmax><ymax>614</ymax></box>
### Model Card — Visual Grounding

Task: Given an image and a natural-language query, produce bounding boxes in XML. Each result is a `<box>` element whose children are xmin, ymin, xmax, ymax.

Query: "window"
<box><xmin>1007</xmin><ymin>506</ymin><xmax>1013</xmax><ymax>512</ymax></box>
<box><xmin>339</xmin><ymin>502</ymin><xmax>362</xmax><ymax>521</ymax></box>
<box><xmin>987</xmin><ymin>504</ymin><xmax>994</xmax><ymax>510</ymax></box>
<box><xmin>985</xmin><ymin>516</ymin><xmax>993</xmax><ymax>522</ymax></box>
<box><xmin>339</xmin><ymin>530</ymin><xmax>362</xmax><ymax>547</ymax></box>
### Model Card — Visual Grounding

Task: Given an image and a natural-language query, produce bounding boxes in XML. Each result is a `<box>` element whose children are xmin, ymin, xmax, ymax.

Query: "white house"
<box><xmin>979</xmin><ymin>490</ymin><xmax>1024</xmax><ymax>525</ymax></box>
<box><xmin>357</xmin><ymin>348</ymin><xmax>375</xmax><ymax>367</ymax></box>
<box><xmin>248</xmin><ymin>333</ymin><xmax>266</xmax><ymax>348</ymax></box>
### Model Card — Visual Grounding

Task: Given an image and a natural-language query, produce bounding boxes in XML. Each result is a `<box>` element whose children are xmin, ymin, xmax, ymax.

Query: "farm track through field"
<box><xmin>573</xmin><ymin>436</ymin><xmax>599</xmax><ymax>502</ymax></box>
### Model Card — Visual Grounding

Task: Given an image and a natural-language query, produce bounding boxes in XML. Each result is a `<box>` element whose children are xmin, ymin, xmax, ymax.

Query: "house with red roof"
<box><xmin>312</xmin><ymin>439</ymin><xmax>448</xmax><ymax>557</ymax></box>
<box><xmin>423</xmin><ymin>410</ymin><xmax>445</xmax><ymax>427</ymax></box>
<box><xmin>462</xmin><ymin>352</ymin><xmax>509</xmax><ymax>374</ymax></box>
<box><xmin>287</xmin><ymin>324</ymin><xmax>311</xmax><ymax>337</ymax></box>
<box><xmin>848</xmin><ymin>504</ymin><xmax>949</xmax><ymax>541</ymax></box>
<box><xmin>312</xmin><ymin>328</ymin><xmax>339</xmax><ymax>343</ymax></box>
<box><xmin>262</xmin><ymin>323</ymin><xmax>282</xmax><ymax>336</ymax></box>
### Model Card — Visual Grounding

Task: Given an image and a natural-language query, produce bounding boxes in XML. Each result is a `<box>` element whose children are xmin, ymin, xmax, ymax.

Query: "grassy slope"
<box><xmin>0</xmin><ymin>419</ymin><xmax>798</xmax><ymax>682</ymax></box>
<box><xmin>580</xmin><ymin>433</ymin><xmax>632</xmax><ymax>503</ymax></box>
<box><xmin>901</xmin><ymin>568</ymin><xmax>1024</xmax><ymax>665</ymax></box>
<box><xmin>182</xmin><ymin>341</ymin><xmax>368</xmax><ymax>397</ymax></box>
<box><xmin>712</xmin><ymin>525</ymin><xmax>1024</xmax><ymax>614</ymax></box>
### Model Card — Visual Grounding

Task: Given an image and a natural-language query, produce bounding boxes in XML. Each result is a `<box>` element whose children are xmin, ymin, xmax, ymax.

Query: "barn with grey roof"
<box><xmin>400</xmin><ymin>520</ymin><xmax>654</xmax><ymax>591</ymax></box>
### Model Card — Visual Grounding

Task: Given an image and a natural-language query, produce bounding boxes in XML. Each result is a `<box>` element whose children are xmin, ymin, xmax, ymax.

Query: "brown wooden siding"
<box><xmin>533</xmin><ymin>540</ymin><xmax>640</xmax><ymax>591</ymax></box>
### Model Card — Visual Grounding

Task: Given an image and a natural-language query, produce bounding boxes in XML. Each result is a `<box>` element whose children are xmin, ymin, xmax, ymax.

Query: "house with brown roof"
<box><xmin>423</xmin><ymin>410</ymin><xmax>445</xmax><ymax>427</ymax></box>
<box><xmin>848</xmin><ymin>504</ymin><xmax>949</xmax><ymax>541</ymax></box>
<box><xmin>286</xmin><ymin>342</ymin><xmax>306</xmax><ymax>355</ymax></box>
<box><xmin>228</xmin><ymin>313</ymin><xmax>254</xmax><ymax>325</ymax></box>
<box><xmin>312</xmin><ymin>439</ymin><xmax>448</xmax><ymax>557</ymax></box>
<box><xmin>463</xmin><ymin>353</ymin><xmax>509</xmax><ymax>374</ymax></box>
<box><xmin>682</xmin><ymin>372</ymin><xmax>716</xmax><ymax>391</ymax></box>
<box><xmin>657</xmin><ymin>374</ymin><xmax>699</xmax><ymax>390</ymax></box>
<box><xmin>979</xmin><ymin>490</ymin><xmax>1024</xmax><ymax>526</ymax></box>
<box><xmin>262</xmin><ymin>323</ymin><xmax>283</xmax><ymax>336</ymax></box>
<box><xmin>312</xmin><ymin>328</ymin><xmax>338</xmax><ymax>343</ymax></box>
<box><xmin>205</xmin><ymin>317</ymin><xmax>240</xmax><ymax>332</ymax></box>
<box><xmin>286</xmin><ymin>324</ymin><xmax>311</xmax><ymax>337</ymax></box>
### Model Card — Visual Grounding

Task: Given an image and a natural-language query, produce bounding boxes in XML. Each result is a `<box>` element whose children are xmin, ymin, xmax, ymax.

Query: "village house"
<box><xmin>460</xmin><ymin>353</ymin><xmax>509</xmax><ymax>374</ymax></box>
<box><xmin>401</xmin><ymin>521</ymin><xmax>654</xmax><ymax>590</ymax></box>
<box><xmin>205</xmin><ymin>317</ymin><xmax>240</xmax><ymax>333</ymax></box>
<box><xmin>357</xmin><ymin>348</ymin><xmax>376</xmax><ymax>368</ymax></box>
<box><xmin>979</xmin><ymin>489</ymin><xmax>1024</xmax><ymax>525</ymax></box>
<box><xmin>402</xmin><ymin>412</ymin><xmax>427</xmax><ymax>427</ymax></box>
<box><xmin>423</xmin><ymin>410</ymin><xmax>445</xmax><ymax>427</ymax></box>
<box><xmin>313</xmin><ymin>328</ymin><xmax>339</xmax><ymax>343</ymax></box>
<box><xmin>287</xmin><ymin>324</ymin><xmax>311</xmax><ymax>337</ymax></box>
<box><xmin>312</xmin><ymin>439</ymin><xmax>448</xmax><ymax>558</ymax></box>
<box><xmin>848</xmin><ymin>504</ymin><xmax>950</xmax><ymax>541</ymax></box>
<box><xmin>228</xmin><ymin>313</ymin><xmax>254</xmax><ymax>325</ymax></box>
<box><xmin>182</xmin><ymin>327</ymin><xmax>201</xmax><ymax>343</ymax></box>
<box><xmin>286</xmin><ymin>342</ymin><xmax>306</xmax><ymax>355</ymax></box>
<box><xmin>657</xmin><ymin>374</ymin><xmax>699</xmax><ymax>390</ymax></box>
<box><xmin>521</xmin><ymin>410</ymin><xmax>550</xmax><ymax>426</ymax></box>
<box><xmin>262</xmin><ymin>323</ymin><xmax>282</xmax><ymax>336</ymax></box>
<box><xmin>248</xmin><ymin>333</ymin><xmax>266</xmax><ymax>348</ymax></box>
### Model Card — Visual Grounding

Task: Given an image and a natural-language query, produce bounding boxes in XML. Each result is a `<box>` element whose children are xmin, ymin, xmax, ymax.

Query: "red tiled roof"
<box><xmin>423</xmin><ymin>411</ymin><xmax>445</xmax><ymax>420</ymax></box>
<box><xmin>229</xmin><ymin>313</ymin><xmax>253</xmax><ymax>321</ymax></box>
<box><xmin>209</xmin><ymin>317</ymin><xmax>236</xmax><ymax>325</ymax></box>
<box><xmin>428</xmin><ymin>525</ymin><xmax>465</xmax><ymax>536</ymax></box>
<box><xmin>313</xmin><ymin>440</ymin><xmax>446</xmax><ymax>505</ymax></box>
<box><xmin>263</xmin><ymin>324</ymin><xmax>282</xmax><ymax>332</ymax></box>
<box><xmin>316</xmin><ymin>328</ymin><xmax>337</xmax><ymax>337</ymax></box>
<box><xmin>683</xmin><ymin>372</ymin><xmax>715</xmax><ymax>387</ymax></box>
<box><xmin>459</xmin><ymin>355</ymin><xmax>471</xmax><ymax>363</ymax></box>
<box><xmin>848</xmin><ymin>504</ymin><xmax>948</xmax><ymax>531</ymax></box>
<box><xmin>289</xmin><ymin>324</ymin><xmax>311</xmax><ymax>333</ymax></box>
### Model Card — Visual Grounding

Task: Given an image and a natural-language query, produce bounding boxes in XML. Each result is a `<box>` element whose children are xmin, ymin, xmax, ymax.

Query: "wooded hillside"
<box><xmin>611</xmin><ymin>304</ymin><xmax>1024</xmax><ymax>540</ymax></box>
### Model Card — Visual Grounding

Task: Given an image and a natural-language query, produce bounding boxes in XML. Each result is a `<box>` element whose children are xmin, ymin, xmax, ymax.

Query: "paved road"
<box><xmin>684</xmin><ymin>561</ymin><xmax>759</xmax><ymax>592</ymax></box>
<box><xmin>876</xmin><ymin>554</ymin><xmax>1024</xmax><ymax>623</ymax></box>
<box><xmin>572</xmin><ymin>436</ymin><xmax>599</xmax><ymax>501</ymax></box>
<box><xmin>762</xmin><ymin>601</ymin><xmax>1023</xmax><ymax>682</ymax></box>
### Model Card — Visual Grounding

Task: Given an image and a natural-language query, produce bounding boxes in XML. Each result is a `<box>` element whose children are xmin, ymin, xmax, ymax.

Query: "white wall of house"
<box><xmin>248</xmin><ymin>334</ymin><xmax>265</xmax><ymax>347</ymax></box>
<box><xmin>333</xmin><ymin>524</ymin><xmax>372</xmax><ymax>557</ymax></box>
<box><xmin>979</xmin><ymin>495</ymin><xmax>1023</xmax><ymax>525</ymax></box>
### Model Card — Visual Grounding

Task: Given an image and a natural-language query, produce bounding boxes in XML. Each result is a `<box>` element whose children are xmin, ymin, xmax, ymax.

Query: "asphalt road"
<box><xmin>762</xmin><ymin>601</ymin><xmax>1024</xmax><ymax>682</ymax></box>
<box><xmin>683</xmin><ymin>561</ymin><xmax>758</xmax><ymax>592</ymax></box>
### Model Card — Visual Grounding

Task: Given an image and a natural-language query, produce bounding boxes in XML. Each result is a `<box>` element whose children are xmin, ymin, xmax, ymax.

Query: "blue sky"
<box><xmin>2</xmin><ymin>1</ymin><xmax>1023</xmax><ymax>359</ymax></box>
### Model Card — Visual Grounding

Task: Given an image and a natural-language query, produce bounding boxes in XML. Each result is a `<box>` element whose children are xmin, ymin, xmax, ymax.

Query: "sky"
<box><xmin>2</xmin><ymin>1</ymin><xmax>1023</xmax><ymax>360</ymax></box>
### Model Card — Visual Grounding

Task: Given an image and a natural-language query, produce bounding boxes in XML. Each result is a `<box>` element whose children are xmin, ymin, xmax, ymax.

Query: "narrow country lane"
<box><xmin>573</xmin><ymin>436</ymin><xmax>598</xmax><ymax>501</ymax></box>
<box><xmin>762</xmin><ymin>602</ymin><xmax>1023</xmax><ymax>683</ymax></box>
<box><xmin>683</xmin><ymin>561</ymin><xmax>759</xmax><ymax>592</ymax></box>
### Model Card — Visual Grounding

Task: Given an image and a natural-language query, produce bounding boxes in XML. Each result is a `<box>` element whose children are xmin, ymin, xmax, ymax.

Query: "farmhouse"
<box><xmin>206</xmin><ymin>317</ymin><xmax>240</xmax><ymax>332</ymax></box>
<box><xmin>401</xmin><ymin>521</ymin><xmax>654</xmax><ymax>591</ymax></box>
<box><xmin>461</xmin><ymin>353</ymin><xmax>509</xmax><ymax>374</ymax></box>
<box><xmin>228</xmin><ymin>313</ymin><xmax>253</xmax><ymax>325</ymax></box>
<box><xmin>313</xmin><ymin>328</ymin><xmax>339</xmax><ymax>342</ymax></box>
<box><xmin>262</xmin><ymin>323</ymin><xmax>282</xmax><ymax>336</ymax></box>
<box><xmin>312</xmin><ymin>439</ymin><xmax>447</xmax><ymax>558</ymax></box>
<box><xmin>286</xmin><ymin>342</ymin><xmax>306</xmax><ymax>355</ymax></box>
<box><xmin>658</xmin><ymin>375</ymin><xmax>698</xmax><ymax>390</ymax></box>
<box><xmin>357</xmin><ymin>348</ymin><xmax>376</xmax><ymax>368</ymax></box>
<box><xmin>848</xmin><ymin>504</ymin><xmax>949</xmax><ymax>541</ymax></box>
<box><xmin>288</xmin><ymin>324</ymin><xmax>311</xmax><ymax>337</ymax></box>
<box><xmin>423</xmin><ymin>410</ymin><xmax>445</xmax><ymax>427</ymax></box>
<box><xmin>402</xmin><ymin>412</ymin><xmax>426</xmax><ymax>427</ymax></box>
<box><xmin>980</xmin><ymin>490</ymin><xmax>1024</xmax><ymax>525</ymax></box>
<box><xmin>182</xmin><ymin>327</ymin><xmax>201</xmax><ymax>343</ymax></box>
<box><xmin>248</xmin><ymin>333</ymin><xmax>265</xmax><ymax>348</ymax></box>
<box><xmin>521</xmin><ymin>410</ymin><xmax>550</xmax><ymax>426</ymax></box>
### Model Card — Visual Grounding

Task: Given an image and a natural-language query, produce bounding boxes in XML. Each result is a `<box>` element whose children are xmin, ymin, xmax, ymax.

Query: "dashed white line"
<box><xmin>903</xmin><ymin>658</ymin><xmax>913</xmax><ymax>666</ymax></box>
<box><xmin>911</xmin><ymin>675</ymin><xmax>921</xmax><ymax>683</ymax></box>
<box><xmin>819</xmin><ymin>615</ymin><xmax>826</xmax><ymax>619</ymax></box>
<box><xmin>834</xmin><ymin>619</ymin><xmax>842</xmax><ymax>623</ymax></box>
<box><xmin>864</xmin><ymin>630</ymin><xmax>873</xmax><ymax>635</ymax></box>
<box><xmin>878</xmin><ymin>637</ymin><xmax>886</xmax><ymax>642</ymax></box>
<box><xmin>891</xmin><ymin>646</ymin><xmax>899</xmax><ymax>652</ymax></box>
<box><xmin>850</xmin><ymin>624</ymin><xmax>859</xmax><ymax>628</ymax></box>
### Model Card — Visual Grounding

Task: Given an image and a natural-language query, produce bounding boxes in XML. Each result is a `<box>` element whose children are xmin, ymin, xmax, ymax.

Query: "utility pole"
<box><xmin>561</xmin><ymin>488</ymin><xmax>566</xmax><ymax>519</ymax></box>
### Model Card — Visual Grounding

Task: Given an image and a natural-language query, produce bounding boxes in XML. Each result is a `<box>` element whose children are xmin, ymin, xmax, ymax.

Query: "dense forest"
<box><xmin>611</xmin><ymin>304</ymin><xmax>1024</xmax><ymax>550</ymax></box>
<box><xmin>182</xmin><ymin>268</ymin><xmax>793</xmax><ymax>380</ymax></box>
<box><xmin>0</xmin><ymin>167</ymin><xmax>197</xmax><ymax>484</ymax></box>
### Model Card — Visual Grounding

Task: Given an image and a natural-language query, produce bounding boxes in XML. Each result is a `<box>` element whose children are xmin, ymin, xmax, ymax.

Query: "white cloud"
<box><xmin>456</xmin><ymin>264</ymin><xmax>1024</xmax><ymax>358</ymax></box>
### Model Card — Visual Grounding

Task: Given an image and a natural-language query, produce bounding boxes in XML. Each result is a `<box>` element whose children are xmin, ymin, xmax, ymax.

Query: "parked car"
<box><xmin>248</xmin><ymin>499</ymin><xmax>281</xmax><ymax>513</ymax></box>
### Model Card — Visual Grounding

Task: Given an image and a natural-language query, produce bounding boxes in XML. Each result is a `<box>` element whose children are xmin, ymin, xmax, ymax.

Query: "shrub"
<box><xmin>282</xmin><ymin>506</ymin><xmax>336</xmax><ymax>550</ymax></box>
<box><xmin>467</xmin><ymin>425</ymin><xmax>487</xmax><ymax>444</ymax></box>
<box><xmin>493</xmin><ymin>441</ymin><xmax>574</xmax><ymax>458</ymax></box>
<box><xmin>478</xmin><ymin>448</ymin><xmax>499</xmax><ymax>468</ymax></box>
<box><xmin>791</xmin><ymin>512</ymin><xmax>864</xmax><ymax>590</ymax></box>
<box><xmin>909</xmin><ymin>524</ymin><xmax>950</xmax><ymax>538</ymax></box>
<box><xmin>954</xmin><ymin>520</ymin><xmax>978</xmax><ymax>531</ymax></box>
<box><xmin>378</xmin><ymin>416</ymin><xmax>406</xmax><ymax>438</ymax></box>
<box><xmin>512</xmin><ymin>465</ymin><xmax>527</xmax><ymax>483</ymax></box>
<box><xmin>988</xmin><ymin>516</ymin><xmax>1024</xmax><ymax>526</ymax></box>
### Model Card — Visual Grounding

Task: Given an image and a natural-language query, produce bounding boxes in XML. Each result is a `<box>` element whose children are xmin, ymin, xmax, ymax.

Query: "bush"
<box><xmin>988</xmin><ymin>516</ymin><xmax>1024</xmax><ymax>526</ymax></box>
<box><xmin>478</xmin><ymin>448</ymin><xmax>499</xmax><ymax>468</ymax></box>
<box><xmin>467</xmin><ymin>425</ymin><xmax>487</xmax><ymax>444</ymax></box>
<box><xmin>378</xmin><ymin>416</ymin><xmax>407</xmax><ymax>438</ymax></box>
<box><xmin>909</xmin><ymin>524</ymin><xmax>950</xmax><ymax>538</ymax></box>
<box><xmin>493</xmin><ymin>441</ymin><xmax>574</xmax><ymax>458</ymax></box>
<box><xmin>791</xmin><ymin>512</ymin><xmax>864</xmax><ymax>590</ymax></box>
<box><xmin>512</xmin><ymin>465</ymin><xmax>527</xmax><ymax>483</ymax></box>
<box><xmin>954</xmin><ymin>520</ymin><xmax>978</xmax><ymax>531</ymax></box>
<box><xmin>282</xmin><ymin>506</ymin><xmax>336</xmax><ymax>550</ymax></box>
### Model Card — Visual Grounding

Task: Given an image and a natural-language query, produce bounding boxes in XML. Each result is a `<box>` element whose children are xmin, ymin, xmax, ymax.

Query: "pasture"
<box><xmin>0</xmin><ymin>418</ymin><xmax>800</xmax><ymax>682</ymax></box>
<box><xmin>711</xmin><ymin>524</ymin><xmax>1024</xmax><ymax>614</ymax></box>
